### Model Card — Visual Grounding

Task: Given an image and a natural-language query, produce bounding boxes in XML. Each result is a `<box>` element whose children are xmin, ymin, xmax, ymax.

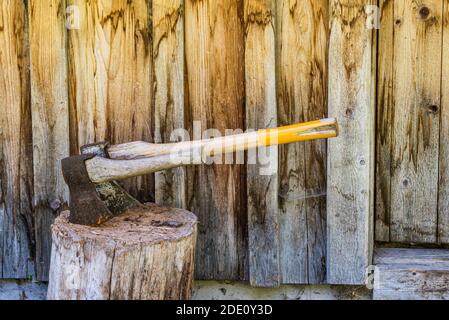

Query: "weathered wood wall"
<box><xmin>3</xmin><ymin>0</ymin><xmax>447</xmax><ymax>287</ymax></box>
<box><xmin>0</xmin><ymin>0</ymin><xmax>331</xmax><ymax>285</ymax></box>
<box><xmin>0</xmin><ymin>0</ymin><xmax>34</xmax><ymax>279</ymax></box>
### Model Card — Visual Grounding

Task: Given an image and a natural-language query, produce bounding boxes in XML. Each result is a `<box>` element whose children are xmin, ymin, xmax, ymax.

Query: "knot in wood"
<box><xmin>426</xmin><ymin>105</ymin><xmax>439</xmax><ymax>114</ymax></box>
<box><xmin>419</xmin><ymin>6</ymin><xmax>430</xmax><ymax>20</ymax></box>
<box><xmin>247</xmin><ymin>11</ymin><xmax>273</xmax><ymax>26</ymax></box>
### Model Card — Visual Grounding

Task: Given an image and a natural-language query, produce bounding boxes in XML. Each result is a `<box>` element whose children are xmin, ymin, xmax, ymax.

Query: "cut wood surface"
<box><xmin>47</xmin><ymin>203</ymin><xmax>197</xmax><ymax>300</ymax></box>
<box><xmin>327</xmin><ymin>0</ymin><xmax>376</xmax><ymax>284</ymax></box>
<box><xmin>244</xmin><ymin>0</ymin><xmax>280</xmax><ymax>287</ymax></box>
<box><xmin>0</xmin><ymin>0</ymin><xmax>34</xmax><ymax>279</ymax></box>
<box><xmin>277</xmin><ymin>0</ymin><xmax>329</xmax><ymax>284</ymax></box>
<box><xmin>388</xmin><ymin>0</ymin><xmax>442</xmax><ymax>243</ymax></box>
<box><xmin>153</xmin><ymin>0</ymin><xmax>186</xmax><ymax>209</ymax></box>
<box><xmin>29</xmin><ymin>0</ymin><xmax>70</xmax><ymax>281</ymax></box>
<box><xmin>185</xmin><ymin>0</ymin><xmax>248</xmax><ymax>280</ymax></box>
<box><xmin>67</xmin><ymin>0</ymin><xmax>154</xmax><ymax>202</ymax></box>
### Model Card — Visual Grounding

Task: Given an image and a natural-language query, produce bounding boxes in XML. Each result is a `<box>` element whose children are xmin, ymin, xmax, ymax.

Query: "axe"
<box><xmin>62</xmin><ymin>118</ymin><xmax>339</xmax><ymax>226</ymax></box>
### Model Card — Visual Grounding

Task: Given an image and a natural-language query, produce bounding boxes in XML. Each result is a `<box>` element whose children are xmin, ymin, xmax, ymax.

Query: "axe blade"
<box><xmin>62</xmin><ymin>142</ymin><xmax>142</xmax><ymax>226</ymax></box>
<box><xmin>62</xmin><ymin>154</ymin><xmax>115</xmax><ymax>226</ymax></box>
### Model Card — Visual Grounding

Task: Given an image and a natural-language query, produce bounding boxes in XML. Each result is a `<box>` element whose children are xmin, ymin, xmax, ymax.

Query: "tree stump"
<box><xmin>47</xmin><ymin>203</ymin><xmax>197</xmax><ymax>300</ymax></box>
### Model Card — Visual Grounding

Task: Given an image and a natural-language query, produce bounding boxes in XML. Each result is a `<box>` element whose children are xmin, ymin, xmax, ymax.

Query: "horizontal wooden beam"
<box><xmin>374</xmin><ymin>248</ymin><xmax>449</xmax><ymax>300</ymax></box>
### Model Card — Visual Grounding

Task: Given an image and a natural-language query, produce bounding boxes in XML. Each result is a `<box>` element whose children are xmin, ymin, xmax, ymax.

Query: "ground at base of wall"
<box><xmin>193</xmin><ymin>281</ymin><xmax>371</xmax><ymax>300</ymax></box>
<box><xmin>0</xmin><ymin>280</ymin><xmax>371</xmax><ymax>300</ymax></box>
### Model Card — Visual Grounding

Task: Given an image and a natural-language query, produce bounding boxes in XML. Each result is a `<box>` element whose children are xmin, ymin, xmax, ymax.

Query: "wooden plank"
<box><xmin>244</xmin><ymin>0</ymin><xmax>280</xmax><ymax>287</ymax></box>
<box><xmin>153</xmin><ymin>0</ymin><xmax>186</xmax><ymax>209</ymax></box>
<box><xmin>439</xmin><ymin>0</ymin><xmax>449</xmax><ymax>243</ymax></box>
<box><xmin>0</xmin><ymin>0</ymin><xmax>35</xmax><ymax>279</ymax></box>
<box><xmin>67</xmin><ymin>0</ymin><xmax>154</xmax><ymax>202</ymax></box>
<box><xmin>375</xmin><ymin>0</ymin><xmax>394</xmax><ymax>242</ymax></box>
<box><xmin>389</xmin><ymin>1</ymin><xmax>442</xmax><ymax>243</ymax></box>
<box><xmin>373</xmin><ymin>248</ymin><xmax>449</xmax><ymax>300</ymax></box>
<box><xmin>276</xmin><ymin>0</ymin><xmax>329</xmax><ymax>284</ymax></box>
<box><xmin>374</xmin><ymin>248</ymin><xmax>449</xmax><ymax>265</ymax></box>
<box><xmin>327</xmin><ymin>0</ymin><xmax>376</xmax><ymax>284</ymax></box>
<box><xmin>374</xmin><ymin>264</ymin><xmax>449</xmax><ymax>300</ymax></box>
<box><xmin>29</xmin><ymin>0</ymin><xmax>70</xmax><ymax>281</ymax></box>
<box><xmin>185</xmin><ymin>0</ymin><xmax>248</xmax><ymax>280</ymax></box>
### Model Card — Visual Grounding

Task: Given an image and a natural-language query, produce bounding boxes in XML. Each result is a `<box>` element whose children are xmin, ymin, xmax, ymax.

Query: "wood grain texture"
<box><xmin>373</xmin><ymin>248</ymin><xmax>449</xmax><ymax>300</ymax></box>
<box><xmin>374</xmin><ymin>248</ymin><xmax>449</xmax><ymax>265</ymax></box>
<box><xmin>67</xmin><ymin>0</ymin><xmax>154</xmax><ymax>202</ymax></box>
<box><xmin>0</xmin><ymin>0</ymin><xmax>35</xmax><ymax>279</ymax></box>
<box><xmin>153</xmin><ymin>0</ymin><xmax>186</xmax><ymax>209</ymax></box>
<box><xmin>185</xmin><ymin>0</ymin><xmax>248</xmax><ymax>280</ymax></box>
<box><xmin>389</xmin><ymin>0</ymin><xmax>442</xmax><ymax>243</ymax></box>
<box><xmin>375</xmin><ymin>0</ymin><xmax>394</xmax><ymax>242</ymax></box>
<box><xmin>276</xmin><ymin>0</ymin><xmax>329</xmax><ymax>284</ymax></box>
<box><xmin>29</xmin><ymin>0</ymin><xmax>70</xmax><ymax>281</ymax></box>
<box><xmin>374</xmin><ymin>264</ymin><xmax>449</xmax><ymax>300</ymax></box>
<box><xmin>244</xmin><ymin>0</ymin><xmax>280</xmax><ymax>287</ymax></box>
<box><xmin>439</xmin><ymin>0</ymin><xmax>449</xmax><ymax>243</ymax></box>
<box><xmin>47</xmin><ymin>204</ymin><xmax>197</xmax><ymax>300</ymax></box>
<box><xmin>327</xmin><ymin>0</ymin><xmax>376</xmax><ymax>284</ymax></box>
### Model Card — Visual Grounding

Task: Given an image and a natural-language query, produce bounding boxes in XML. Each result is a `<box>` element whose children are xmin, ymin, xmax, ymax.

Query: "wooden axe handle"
<box><xmin>86</xmin><ymin>118</ymin><xmax>338</xmax><ymax>183</ymax></box>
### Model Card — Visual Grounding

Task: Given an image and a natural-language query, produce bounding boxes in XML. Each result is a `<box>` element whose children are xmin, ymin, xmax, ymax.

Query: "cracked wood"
<box><xmin>67</xmin><ymin>0</ymin><xmax>154</xmax><ymax>202</ymax></box>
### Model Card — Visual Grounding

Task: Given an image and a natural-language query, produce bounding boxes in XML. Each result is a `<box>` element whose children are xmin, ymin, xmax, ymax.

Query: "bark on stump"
<box><xmin>47</xmin><ymin>203</ymin><xmax>197</xmax><ymax>300</ymax></box>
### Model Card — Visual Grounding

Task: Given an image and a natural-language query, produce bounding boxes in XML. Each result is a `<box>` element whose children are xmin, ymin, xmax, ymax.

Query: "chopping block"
<box><xmin>47</xmin><ymin>119</ymin><xmax>338</xmax><ymax>300</ymax></box>
<box><xmin>47</xmin><ymin>204</ymin><xmax>197</xmax><ymax>300</ymax></box>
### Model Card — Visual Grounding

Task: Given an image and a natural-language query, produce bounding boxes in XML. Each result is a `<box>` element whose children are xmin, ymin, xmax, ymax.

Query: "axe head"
<box><xmin>62</xmin><ymin>142</ymin><xmax>141</xmax><ymax>226</ymax></box>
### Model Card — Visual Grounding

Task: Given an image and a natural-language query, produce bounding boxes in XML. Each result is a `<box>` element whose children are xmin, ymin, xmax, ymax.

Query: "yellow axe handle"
<box><xmin>257</xmin><ymin>118</ymin><xmax>338</xmax><ymax>147</ymax></box>
<box><xmin>86</xmin><ymin>118</ymin><xmax>338</xmax><ymax>183</ymax></box>
<box><xmin>107</xmin><ymin>118</ymin><xmax>338</xmax><ymax>160</ymax></box>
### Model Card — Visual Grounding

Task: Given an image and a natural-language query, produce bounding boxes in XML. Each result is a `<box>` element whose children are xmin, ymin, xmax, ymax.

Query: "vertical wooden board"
<box><xmin>29</xmin><ymin>0</ymin><xmax>70</xmax><ymax>281</ymax></box>
<box><xmin>303</xmin><ymin>1</ymin><xmax>329</xmax><ymax>284</ymax></box>
<box><xmin>0</xmin><ymin>0</ymin><xmax>35</xmax><ymax>279</ymax></box>
<box><xmin>327</xmin><ymin>0</ymin><xmax>376</xmax><ymax>284</ymax></box>
<box><xmin>439</xmin><ymin>0</ymin><xmax>449</xmax><ymax>243</ymax></box>
<box><xmin>390</xmin><ymin>0</ymin><xmax>442</xmax><ymax>243</ymax></box>
<box><xmin>276</xmin><ymin>0</ymin><xmax>329</xmax><ymax>284</ymax></box>
<box><xmin>68</xmin><ymin>0</ymin><xmax>154</xmax><ymax>202</ymax></box>
<box><xmin>244</xmin><ymin>0</ymin><xmax>280</xmax><ymax>287</ymax></box>
<box><xmin>375</xmin><ymin>0</ymin><xmax>394</xmax><ymax>242</ymax></box>
<box><xmin>153</xmin><ymin>0</ymin><xmax>186</xmax><ymax>209</ymax></box>
<box><xmin>185</xmin><ymin>0</ymin><xmax>248</xmax><ymax>280</ymax></box>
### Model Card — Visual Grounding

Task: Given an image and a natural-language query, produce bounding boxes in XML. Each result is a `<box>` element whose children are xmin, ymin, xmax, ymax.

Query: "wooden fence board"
<box><xmin>0</xmin><ymin>0</ymin><xmax>35</xmax><ymax>279</ymax></box>
<box><xmin>389</xmin><ymin>0</ymin><xmax>442</xmax><ymax>243</ymax></box>
<box><xmin>29</xmin><ymin>0</ymin><xmax>70</xmax><ymax>281</ymax></box>
<box><xmin>244</xmin><ymin>0</ymin><xmax>280</xmax><ymax>287</ymax></box>
<box><xmin>327</xmin><ymin>0</ymin><xmax>376</xmax><ymax>284</ymax></box>
<box><xmin>153</xmin><ymin>0</ymin><xmax>186</xmax><ymax>209</ymax></box>
<box><xmin>67</xmin><ymin>0</ymin><xmax>154</xmax><ymax>202</ymax></box>
<box><xmin>375</xmin><ymin>0</ymin><xmax>394</xmax><ymax>242</ymax></box>
<box><xmin>185</xmin><ymin>0</ymin><xmax>248</xmax><ymax>280</ymax></box>
<box><xmin>276</xmin><ymin>0</ymin><xmax>329</xmax><ymax>284</ymax></box>
<box><xmin>439</xmin><ymin>0</ymin><xmax>449</xmax><ymax>243</ymax></box>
